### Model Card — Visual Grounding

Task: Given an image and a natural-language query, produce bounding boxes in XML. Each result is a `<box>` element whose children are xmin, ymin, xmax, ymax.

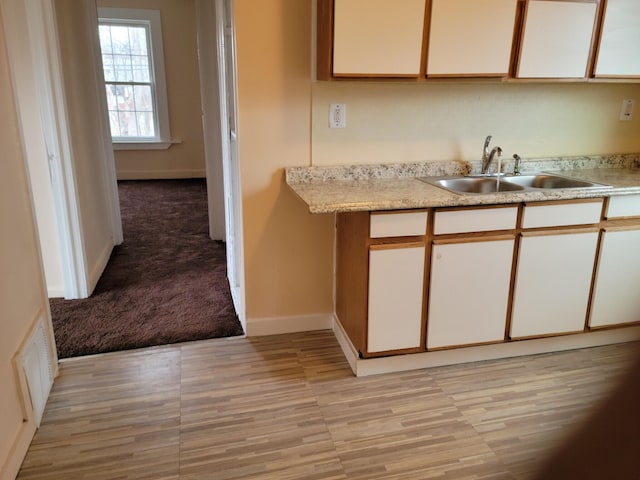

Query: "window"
<box><xmin>97</xmin><ymin>8</ymin><xmax>171</xmax><ymax>149</ymax></box>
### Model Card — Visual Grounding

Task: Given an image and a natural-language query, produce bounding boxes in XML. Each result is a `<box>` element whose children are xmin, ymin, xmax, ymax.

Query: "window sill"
<box><xmin>112</xmin><ymin>139</ymin><xmax>181</xmax><ymax>151</ymax></box>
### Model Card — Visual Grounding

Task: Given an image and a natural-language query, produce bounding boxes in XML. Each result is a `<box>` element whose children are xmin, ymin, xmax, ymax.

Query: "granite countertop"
<box><xmin>286</xmin><ymin>156</ymin><xmax>640</xmax><ymax>214</ymax></box>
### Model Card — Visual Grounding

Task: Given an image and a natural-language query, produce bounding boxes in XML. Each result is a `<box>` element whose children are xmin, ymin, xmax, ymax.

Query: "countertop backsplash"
<box><xmin>286</xmin><ymin>153</ymin><xmax>640</xmax><ymax>184</ymax></box>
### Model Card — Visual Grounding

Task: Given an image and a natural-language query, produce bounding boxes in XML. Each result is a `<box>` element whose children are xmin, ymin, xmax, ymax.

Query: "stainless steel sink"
<box><xmin>419</xmin><ymin>173</ymin><xmax>611</xmax><ymax>195</ymax></box>
<box><xmin>501</xmin><ymin>174</ymin><xmax>610</xmax><ymax>190</ymax></box>
<box><xmin>423</xmin><ymin>176</ymin><xmax>525</xmax><ymax>194</ymax></box>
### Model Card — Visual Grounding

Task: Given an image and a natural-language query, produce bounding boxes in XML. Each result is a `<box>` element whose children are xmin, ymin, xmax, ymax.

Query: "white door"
<box><xmin>195</xmin><ymin>0</ymin><xmax>226</xmax><ymax>241</ymax></box>
<box><xmin>215</xmin><ymin>0</ymin><xmax>245</xmax><ymax>328</ymax></box>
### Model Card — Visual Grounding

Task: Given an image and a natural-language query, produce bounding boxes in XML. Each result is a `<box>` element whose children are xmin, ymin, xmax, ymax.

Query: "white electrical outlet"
<box><xmin>620</xmin><ymin>99</ymin><xmax>635</xmax><ymax>121</ymax></box>
<box><xmin>329</xmin><ymin>103</ymin><xmax>346</xmax><ymax>128</ymax></box>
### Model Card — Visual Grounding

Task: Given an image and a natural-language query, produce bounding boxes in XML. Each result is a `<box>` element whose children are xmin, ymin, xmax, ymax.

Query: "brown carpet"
<box><xmin>50</xmin><ymin>179</ymin><xmax>244</xmax><ymax>359</ymax></box>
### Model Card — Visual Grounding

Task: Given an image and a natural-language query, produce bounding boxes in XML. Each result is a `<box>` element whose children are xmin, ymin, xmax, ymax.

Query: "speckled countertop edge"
<box><xmin>286</xmin><ymin>154</ymin><xmax>640</xmax><ymax>214</ymax></box>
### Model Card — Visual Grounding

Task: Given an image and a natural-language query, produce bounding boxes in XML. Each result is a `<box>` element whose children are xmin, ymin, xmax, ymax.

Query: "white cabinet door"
<box><xmin>427</xmin><ymin>0</ymin><xmax>518</xmax><ymax>76</ymax></box>
<box><xmin>368</xmin><ymin>245</ymin><xmax>425</xmax><ymax>352</ymax></box>
<box><xmin>333</xmin><ymin>0</ymin><xmax>426</xmax><ymax>76</ymax></box>
<box><xmin>594</xmin><ymin>0</ymin><xmax>640</xmax><ymax>78</ymax></box>
<box><xmin>510</xmin><ymin>231</ymin><xmax>599</xmax><ymax>338</ymax></box>
<box><xmin>589</xmin><ymin>228</ymin><xmax>640</xmax><ymax>327</ymax></box>
<box><xmin>517</xmin><ymin>0</ymin><xmax>598</xmax><ymax>78</ymax></box>
<box><xmin>427</xmin><ymin>238</ymin><xmax>514</xmax><ymax>349</ymax></box>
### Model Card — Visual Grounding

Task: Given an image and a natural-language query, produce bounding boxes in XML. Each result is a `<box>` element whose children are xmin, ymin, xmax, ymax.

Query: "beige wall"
<box><xmin>312</xmin><ymin>81</ymin><xmax>640</xmax><ymax>166</ymax></box>
<box><xmin>0</xmin><ymin>11</ymin><xmax>55</xmax><ymax>477</ymax></box>
<box><xmin>234</xmin><ymin>0</ymin><xmax>640</xmax><ymax>325</ymax></box>
<box><xmin>235</xmin><ymin>0</ymin><xmax>334</xmax><ymax>321</ymax></box>
<box><xmin>97</xmin><ymin>0</ymin><xmax>206</xmax><ymax>179</ymax></box>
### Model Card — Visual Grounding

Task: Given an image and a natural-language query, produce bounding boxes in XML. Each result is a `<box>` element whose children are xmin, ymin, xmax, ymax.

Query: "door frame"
<box><xmin>214</xmin><ymin>0</ymin><xmax>246</xmax><ymax>329</ymax></box>
<box><xmin>1</xmin><ymin>0</ymin><xmax>91</xmax><ymax>299</ymax></box>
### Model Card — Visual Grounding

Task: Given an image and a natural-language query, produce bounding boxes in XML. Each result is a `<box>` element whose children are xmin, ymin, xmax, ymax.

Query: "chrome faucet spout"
<box><xmin>482</xmin><ymin>135</ymin><xmax>492</xmax><ymax>165</ymax></box>
<box><xmin>481</xmin><ymin>135</ymin><xmax>502</xmax><ymax>174</ymax></box>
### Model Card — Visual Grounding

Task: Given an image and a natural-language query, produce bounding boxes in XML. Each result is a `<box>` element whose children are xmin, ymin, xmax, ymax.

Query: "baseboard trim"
<box><xmin>1</xmin><ymin>418</ymin><xmax>36</xmax><ymax>480</ymax></box>
<box><xmin>246</xmin><ymin>313</ymin><xmax>334</xmax><ymax>336</ymax></box>
<box><xmin>331</xmin><ymin>315</ymin><xmax>358</xmax><ymax>374</ymax></box>
<box><xmin>332</xmin><ymin>319</ymin><xmax>640</xmax><ymax>377</ymax></box>
<box><xmin>87</xmin><ymin>240</ymin><xmax>114</xmax><ymax>296</ymax></box>
<box><xmin>46</xmin><ymin>285</ymin><xmax>65</xmax><ymax>298</ymax></box>
<box><xmin>116</xmin><ymin>169</ymin><xmax>206</xmax><ymax>180</ymax></box>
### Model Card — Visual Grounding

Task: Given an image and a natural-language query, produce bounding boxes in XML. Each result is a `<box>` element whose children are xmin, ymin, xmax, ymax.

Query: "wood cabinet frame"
<box><xmin>335</xmin><ymin>197</ymin><xmax>639</xmax><ymax>360</ymax></box>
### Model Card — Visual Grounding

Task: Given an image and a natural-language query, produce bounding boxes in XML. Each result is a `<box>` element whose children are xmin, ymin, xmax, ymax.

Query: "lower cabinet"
<box><xmin>368</xmin><ymin>244</ymin><xmax>425</xmax><ymax>352</ymax></box>
<box><xmin>589</xmin><ymin>227</ymin><xmax>640</xmax><ymax>327</ymax></box>
<box><xmin>510</xmin><ymin>230</ymin><xmax>599</xmax><ymax>338</ymax></box>
<box><xmin>427</xmin><ymin>237</ymin><xmax>514</xmax><ymax>349</ymax></box>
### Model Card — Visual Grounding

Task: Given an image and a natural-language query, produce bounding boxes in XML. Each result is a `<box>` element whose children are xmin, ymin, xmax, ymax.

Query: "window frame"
<box><xmin>97</xmin><ymin>7</ymin><xmax>172</xmax><ymax>150</ymax></box>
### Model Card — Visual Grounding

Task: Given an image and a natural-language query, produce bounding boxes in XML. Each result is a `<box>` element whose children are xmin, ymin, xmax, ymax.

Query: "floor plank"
<box><xmin>16</xmin><ymin>332</ymin><xmax>639</xmax><ymax>480</ymax></box>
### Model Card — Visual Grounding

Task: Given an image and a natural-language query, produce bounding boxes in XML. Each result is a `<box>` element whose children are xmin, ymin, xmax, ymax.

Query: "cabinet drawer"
<box><xmin>370</xmin><ymin>211</ymin><xmax>427</xmax><ymax>238</ymax></box>
<box><xmin>434</xmin><ymin>206</ymin><xmax>517</xmax><ymax>235</ymax></box>
<box><xmin>522</xmin><ymin>200</ymin><xmax>603</xmax><ymax>228</ymax></box>
<box><xmin>606</xmin><ymin>195</ymin><xmax>640</xmax><ymax>219</ymax></box>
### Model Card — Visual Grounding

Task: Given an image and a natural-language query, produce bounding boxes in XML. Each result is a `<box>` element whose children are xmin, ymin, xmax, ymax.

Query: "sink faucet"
<box><xmin>513</xmin><ymin>154</ymin><xmax>522</xmax><ymax>175</ymax></box>
<box><xmin>481</xmin><ymin>135</ymin><xmax>502</xmax><ymax>175</ymax></box>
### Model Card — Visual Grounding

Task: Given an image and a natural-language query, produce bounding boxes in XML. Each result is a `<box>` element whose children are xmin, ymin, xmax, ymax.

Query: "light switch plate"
<box><xmin>329</xmin><ymin>103</ymin><xmax>346</xmax><ymax>128</ymax></box>
<box><xmin>620</xmin><ymin>99</ymin><xmax>634</xmax><ymax>121</ymax></box>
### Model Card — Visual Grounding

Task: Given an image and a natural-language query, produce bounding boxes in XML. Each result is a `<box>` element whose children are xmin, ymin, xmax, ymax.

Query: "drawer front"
<box><xmin>522</xmin><ymin>200</ymin><xmax>603</xmax><ymax>229</ymax></box>
<box><xmin>434</xmin><ymin>206</ymin><xmax>517</xmax><ymax>235</ymax></box>
<box><xmin>370</xmin><ymin>211</ymin><xmax>427</xmax><ymax>238</ymax></box>
<box><xmin>606</xmin><ymin>195</ymin><xmax>640</xmax><ymax>219</ymax></box>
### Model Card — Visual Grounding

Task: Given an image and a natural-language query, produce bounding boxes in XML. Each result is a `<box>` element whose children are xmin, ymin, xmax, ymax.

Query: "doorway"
<box><xmin>2</xmin><ymin>0</ymin><xmax>246</xmax><ymax>352</ymax></box>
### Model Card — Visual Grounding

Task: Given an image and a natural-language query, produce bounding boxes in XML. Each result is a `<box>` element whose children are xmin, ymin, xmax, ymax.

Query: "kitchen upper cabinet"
<box><xmin>427</xmin><ymin>0</ymin><xmax>518</xmax><ymax>77</ymax></box>
<box><xmin>516</xmin><ymin>0</ymin><xmax>599</xmax><ymax>79</ymax></box>
<box><xmin>331</xmin><ymin>0</ymin><xmax>427</xmax><ymax>77</ymax></box>
<box><xmin>427</xmin><ymin>237</ymin><xmax>514</xmax><ymax>349</ymax></box>
<box><xmin>594</xmin><ymin>0</ymin><xmax>640</xmax><ymax>78</ymax></box>
<box><xmin>368</xmin><ymin>244</ymin><xmax>425</xmax><ymax>352</ymax></box>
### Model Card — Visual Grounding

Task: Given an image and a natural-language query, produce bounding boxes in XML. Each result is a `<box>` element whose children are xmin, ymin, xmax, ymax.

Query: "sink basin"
<box><xmin>419</xmin><ymin>173</ymin><xmax>611</xmax><ymax>195</ymax></box>
<box><xmin>501</xmin><ymin>174</ymin><xmax>610</xmax><ymax>190</ymax></box>
<box><xmin>419</xmin><ymin>176</ymin><xmax>525</xmax><ymax>195</ymax></box>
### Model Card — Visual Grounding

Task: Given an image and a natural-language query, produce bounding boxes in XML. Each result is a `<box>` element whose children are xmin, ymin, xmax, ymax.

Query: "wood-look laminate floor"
<box><xmin>17</xmin><ymin>332</ymin><xmax>640</xmax><ymax>480</ymax></box>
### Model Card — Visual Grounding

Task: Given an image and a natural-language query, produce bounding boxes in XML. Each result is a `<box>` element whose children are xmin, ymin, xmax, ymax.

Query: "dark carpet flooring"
<box><xmin>50</xmin><ymin>179</ymin><xmax>244</xmax><ymax>359</ymax></box>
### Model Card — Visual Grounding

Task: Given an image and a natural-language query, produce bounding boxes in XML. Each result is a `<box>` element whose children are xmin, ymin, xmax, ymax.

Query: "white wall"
<box><xmin>0</xmin><ymin>9</ymin><xmax>57</xmax><ymax>478</ymax></box>
<box><xmin>312</xmin><ymin>81</ymin><xmax>640</xmax><ymax>166</ymax></box>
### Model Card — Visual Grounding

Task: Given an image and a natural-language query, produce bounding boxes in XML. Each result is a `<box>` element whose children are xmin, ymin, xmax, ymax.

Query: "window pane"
<box><xmin>118</xmin><ymin>111</ymin><xmax>138</xmax><ymax>137</ymax></box>
<box><xmin>99</xmin><ymin>26</ymin><xmax>112</xmax><ymax>54</ymax></box>
<box><xmin>136</xmin><ymin>111</ymin><xmax>155</xmax><ymax>137</ymax></box>
<box><xmin>105</xmin><ymin>84</ymin><xmax>117</xmax><ymax>110</ymax></box>
<box><xmin>132</xmin><ymin>56</ymin><xmax>150</xmax><ymax>82</ymax></box>
<box><xmin>128</xmin><ymin>27</ymin><xmax>148</xmax><ymax>55</ymax></box>
<box><xmin>133</xmin><ymin>85</ymin><xmax>153</xmax><ymax>112</ymax></box>
<box><xmin>110</xmin><ymin>25</ymin><xmax>131</xmax><ymax>55</ymax></box>
<box><xmin>113</xmin><ymin>54</ymin><xmax>132</xmax><ymax>82</ymax></box>
<box><xmin>108</xmin><ymin>111</ymin><xmax>121</xmax><ymax>137</ymax></box>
